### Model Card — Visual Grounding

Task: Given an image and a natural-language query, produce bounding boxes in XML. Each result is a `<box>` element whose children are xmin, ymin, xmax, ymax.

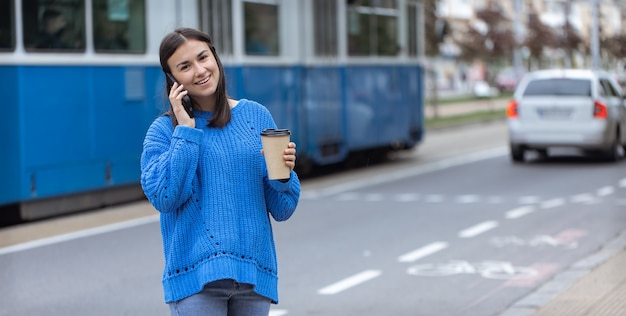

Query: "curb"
<box><xmin>499</xmin><ymin>229</ymin><xmax>626</xmax><ymax>316</ymax></box>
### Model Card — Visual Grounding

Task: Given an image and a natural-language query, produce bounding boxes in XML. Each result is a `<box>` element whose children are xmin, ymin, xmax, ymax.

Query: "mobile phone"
<box><xmin>166</xmin><ymin>73</ymin><xmax>194</xmax><ymax>118</ymax></box>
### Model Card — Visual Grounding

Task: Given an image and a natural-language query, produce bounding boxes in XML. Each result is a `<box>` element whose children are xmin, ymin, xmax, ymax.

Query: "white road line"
<box><xmin>455</xmin><ymin>195</ymin><xmax>481</xmax><ymax>203</ymax></box>
<box><xmin>519</xmin><ymin>196</ymin><xmax>541</xmax><ymax>204</ymax></box>
<box><xmin>397</xmin><ymin>242</ymin><xmax>449</xmax><ymax>263</ymax></box>
<box><xmin>486</xmin><ymin>196</ymin><xmax>504</xmax><ymax>204</ymax></box>
<box><xmin>334</xmin><ymin>192</ymin><xmax>360</xmax><ymax>201</ymax></box>
<box><xmin>269</xmin><ymin>310</ymin><xmax>288</xmax><ymax>316</ymax></box>
<box><xmin>308</xmin><ymin>147</ymin><xmax>506</xmax><ymax>197</ymax></box>
<box><xmin>540</xmin><ymin>198</ymin><xmax>565</xmax><ymax>209</ymax></box>
<box><xmin>395</xmin><ymin>193</ymin><xmax>420</xmax><ymax>202</ymax></box>
<box><xmin>425</xmin><ymin>194</ymin><xmax>444</xmax><ymax>203</ymax></box>
<box><xmin>318</xmin><ymin>270</ymin><xmax>382</xmax><ymax>295</ymax></box>
<box><xmin>458</xmin><ymin>221</ymin><xmax>499</xmax><ymax>238</ymax></box>
<box><xmin>619</xmin><ymin>178</ymin><xmax>626</xmax><ymax>188</ymax></box>
<box><xmin>570</xmin><ymin>193</ymin><xmax>595</xmax><ymax>204</ymax></box>
<box><xmin>597</xmin><ymin>186</ymin><xmax>614</xmax><ymax>196</ymax></box>
<box><xmin>364</xmin><ymin>193</ymin><xmax>385</xmax><ymax>201</ymax></box>
<box><xmin>0</xmin><ymin>215</ymin><xmax>159</xmax><ymax>256</ymax></box>
<box><xmin>506</xmin><ymin>206</ymin><xmax>535</xmax><ymax>219</ymax></box>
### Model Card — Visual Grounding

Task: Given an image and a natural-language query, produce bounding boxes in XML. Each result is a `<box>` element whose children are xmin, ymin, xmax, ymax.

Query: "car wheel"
<box><xmin>510</xmin><ymin>146</ymin><xmax>525</xmax><ymax>163</ymax></box>
<box><xmin>605</xmin><ymin>134</ymin><xmax>620</xmax><ymax>162</ymax></box>
<box><xmin>536</xmin><ymin>149</ymin><xmax>548</xmax><ymax>159</ymax></box>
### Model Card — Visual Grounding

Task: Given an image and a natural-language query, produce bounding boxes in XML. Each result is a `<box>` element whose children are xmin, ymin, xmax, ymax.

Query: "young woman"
<box><xmin>140</xmin><ymin>27</ymin><xmax>300</xmax><ymax>316</ymax></box>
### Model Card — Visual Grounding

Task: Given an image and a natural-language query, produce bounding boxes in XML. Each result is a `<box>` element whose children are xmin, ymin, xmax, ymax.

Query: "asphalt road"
<box><xmin>2</xmin><ymin>121</ymin><xmax>626</xmax><ymax>316</ymax></box>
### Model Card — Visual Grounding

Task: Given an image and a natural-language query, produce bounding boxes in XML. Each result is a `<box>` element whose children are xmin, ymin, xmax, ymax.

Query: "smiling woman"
<box><xmin>142</xmin><ymin>27</ymin><xmax>301</xmax><ymax>315</ymax></box>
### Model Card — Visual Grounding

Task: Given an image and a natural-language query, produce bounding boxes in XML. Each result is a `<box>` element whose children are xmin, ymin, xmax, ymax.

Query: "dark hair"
<box><xmin>159</xmin><ymin>27</ymin><xmax>231</xmax><ymax>128</ymax></box>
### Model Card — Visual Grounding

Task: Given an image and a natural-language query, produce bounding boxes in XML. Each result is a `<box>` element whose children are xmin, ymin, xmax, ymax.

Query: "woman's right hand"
<box><xmin>169</xmin><ymin>82</ymin><xmax>195</xmax><ymax>128</ymax></box>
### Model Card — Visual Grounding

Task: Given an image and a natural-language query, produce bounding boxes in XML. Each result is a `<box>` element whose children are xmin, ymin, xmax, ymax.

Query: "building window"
<box><xmin>244</xmin><ymin>0</ymin><xmax>279</xmax><ymax>56</ymax></box>
<box><xmin>0</xmin><ymin>1</ymin><xmax>14</xmax><ymax>51</ymax></box>
<box><xmin>199</xmin><ymin>0</ymin><xmax>233</xmax><ymax>55</ymax></box>
<box><xmin>313</xmin><ymin>0</ymin><xmax>338</xmax><ymax>57</ymax></box>
<box><xmin>92</xmin><ymin>0</ymin><xmax>146</xmax><ymax>53</ymax></box>
<box><xmin>23</xmin><ymin>0</ymin><xmax>85</xmax><ymax>52</ymax></box>
<box><xmin>347</xmin><ymin>0</ymin><xmax>399</xmax><ymax>56</ymax></box>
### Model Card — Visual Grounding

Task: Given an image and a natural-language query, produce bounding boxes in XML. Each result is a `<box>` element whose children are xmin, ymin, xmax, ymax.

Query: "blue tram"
<box><xmin>0</xmin><ymin>0</ymin><xmax>425</xmax><ymax>222</ymax></box>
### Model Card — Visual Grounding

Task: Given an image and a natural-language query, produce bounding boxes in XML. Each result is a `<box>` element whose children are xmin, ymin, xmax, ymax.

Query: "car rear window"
<box><xmin>523</xmin><ymin>78</ymin><xmax>591</xmax><ymax>96</ymax></box>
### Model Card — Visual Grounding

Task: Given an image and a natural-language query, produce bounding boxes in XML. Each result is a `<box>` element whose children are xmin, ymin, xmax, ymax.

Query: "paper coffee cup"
<box><xmin>260</xmin><ymin>128</ymin><xmax>291</xmax><ymax>180</ymax></box>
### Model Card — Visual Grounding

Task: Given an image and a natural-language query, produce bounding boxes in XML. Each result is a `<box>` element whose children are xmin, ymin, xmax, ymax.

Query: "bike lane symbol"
<box><xmin>489</xmin><ymin>229</ymin><xmax>588</xmax><ymax>249</ymax></box>
<box><xmin>406</xmin><ymin>260</ymin><xmax>538</xmax><ymax>280</ymax></box>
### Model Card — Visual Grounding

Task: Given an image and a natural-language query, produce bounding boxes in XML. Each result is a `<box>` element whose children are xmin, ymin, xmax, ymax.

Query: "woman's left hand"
<box><xmin>284</xmin><ymin>142</ymin><xmax>297</xmax><ymax>170</ymax></box>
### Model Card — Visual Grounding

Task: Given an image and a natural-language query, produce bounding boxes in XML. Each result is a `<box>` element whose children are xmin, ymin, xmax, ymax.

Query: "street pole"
<box><xmin>513</xmin><ymin>0</ymin><xmax>524</xmax><ymax>77</ymax></box>
<box><xmin>562</xmin><ymin>0</ymin><xmax>572</xmax><ymax>68</ymax></box>
<box><xmin>591</xmin><ymin>0</ymin><xmax>600</xmax><ymax>70</ymax></box>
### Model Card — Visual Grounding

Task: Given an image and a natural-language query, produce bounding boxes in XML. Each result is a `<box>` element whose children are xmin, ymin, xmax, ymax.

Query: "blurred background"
<box><xmin>1</xmin><ymin>0</ymin><xmax>623</xmax><ymax>225</ymax></box>
<box><xmin>428</xmin><ymin>0</ymin><xmax>626</xmax><ymax>100</ymax></box>
<box><xmin>1</xmin><ymin>1</ymin><xmax>626</xmax><ymax>316</ymax></box>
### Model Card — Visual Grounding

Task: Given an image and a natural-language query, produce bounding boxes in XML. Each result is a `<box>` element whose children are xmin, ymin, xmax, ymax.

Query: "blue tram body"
<box><xmin>0</xmin><ymin>0</ymin><xmax>425</xmax><ymax>221</ymax></box>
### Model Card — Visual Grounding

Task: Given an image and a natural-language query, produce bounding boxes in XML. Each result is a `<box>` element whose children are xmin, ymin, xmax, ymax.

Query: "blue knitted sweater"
<box><xmin>140</xmin><ymin>99</ymin><xmax>300</xmax><ymax>304</ymax></box>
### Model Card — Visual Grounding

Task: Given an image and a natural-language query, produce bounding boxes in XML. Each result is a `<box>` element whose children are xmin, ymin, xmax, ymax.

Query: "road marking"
<box><xmin>364</xmin><ymin>193</ymin><xmax>384</xmax><ymax>201</ymax></box>
<box><xmin>486</xmin><ymin>196</ymin><xmax>504</xmax><ymax>204</ymax></box>
<box><xmin>306</xmin><ymin>147</ymin><xmax>506</xmax><ymax>197</ymax></box>
<box><xmin>425</xmin><ymin>194</ymin><xmax>444</xmax><ymax>203</ymax></box>
<box><xmin>458</xmin><ymin>221</ymin><xmax>499</xmax><ymax>238</ymax></box>
<box><xmin>334</xmin><ymin>192</ymin><xmax>360</xmax><ymax>201</ymax></box>
<box><xmin>619</xmin><ymin>178</ymin><xmax>626</xmax><ymax>188</ymax></box>
<box><xmin>570</xmin><ymin>193</ymin><xmax>595</xmax><ymax>204</ymax></box>
<box><xmin>540</xmin><ymin>198</ymin><xmax>565</xmax><ymax>209</ymax></box>
<box><xmin>506</xmin><ymin>206</ymin><xmax>535</xmax><ymax>219</ymax></box>
<box><xmin>398</xmin><ymin>242</ymin><xmax>449</xmax><ymax>263</ymax></box>
<box><xmin>0</xmin><ymin>215</ymin><xmax>159</xmax><ymax>256</ymax></box>
<box><xmin>269</xmin><ymin>310</ymin><xmax>288</xmax><ymax>316</ymax></box>
<box><xmin>504</xmin><ymin>262</ymin><xmax>560</xmax><ymax>287</ymax></box>
<box><xmin>597</xmin><ymin>186</ymin><xmax>614</xmax><ymax>196</ymax></box>
<box><xmin>318</xmin><ymin>270</ymin><xmax>381</xmax><ymax>295</ymax></box>
<box><xmin>455</xmin><ymin>195</ymin><xmax>481</xmax><ymax>203</ymax></box>
<box><xmin>395</xmin><ymin>193</ymin><xmax>420</xmax><ymax>202</ymax></box>
<box><xmin>519</xmin><ymin>196</ymin><xmax>540</xmax><ymax>204</ymax></box>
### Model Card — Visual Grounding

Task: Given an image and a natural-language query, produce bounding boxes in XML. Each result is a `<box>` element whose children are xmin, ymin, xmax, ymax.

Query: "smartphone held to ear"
<box><xmin>166</xmin><ymin>73</ymin><xmax>194</xmax><ymax>118</ymax></box>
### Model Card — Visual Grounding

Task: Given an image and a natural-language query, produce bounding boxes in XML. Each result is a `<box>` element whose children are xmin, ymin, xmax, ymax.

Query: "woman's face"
<box><xmin>167</xmin><ymin>39</ymin><xmax>220</xmax><ymax>102</ymax></box>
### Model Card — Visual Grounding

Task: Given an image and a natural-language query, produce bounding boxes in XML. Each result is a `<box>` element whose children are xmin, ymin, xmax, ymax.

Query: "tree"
<box><xmin>423</xmin><ymin>0</ymin><xmax>440</xmax><ymax>57</ymax></box>
<box><xmin>604</xmin><ymin>33</ymin><xmax>626</xmax><ymax>59</ymax></box>
<box><xmin>454</xmin><ymin>1</ymin><xmax>515</xmax><ymax>65</ymax></box>
<box><xmin>524</xmin><ymin>8</ymin><xmax>557</xmax><ymax>68</ymax></box>
<box><xmin>558</xmin><ymin>20</ymin><xmax>582</xmax><ymax>66</ymax></box>
<box><xmin>557</xmin><ymin>0</ymin><xmax>582</xmax><ymax>67</ymax></box>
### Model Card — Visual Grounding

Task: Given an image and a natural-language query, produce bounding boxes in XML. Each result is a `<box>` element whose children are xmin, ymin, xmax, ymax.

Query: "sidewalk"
<box><xmin>435</xmin><ymin>97</ymin><xmax>626</xmax><ymax>316</ymax></box>
<box><xmin>501</xmin><ymin>230</ymin><xmax>626</xmax><ymax>316</ymax></box>
<box><xmin>424</xmin><ymin>97</ymin><xmax>509</xmax><ymax>119</ymax></box>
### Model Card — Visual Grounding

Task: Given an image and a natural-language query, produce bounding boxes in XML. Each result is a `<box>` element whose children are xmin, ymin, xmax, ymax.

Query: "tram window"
<box><xmin>199</xmin><ymin>0</ymin><xmax>233</xmax><ymax>55</ymax></box>
<box><xmin>244</xmin><ymin>1</ymin><xmax>279</xmax><ymax>56</ymax></box>
<box><xmin>407</xmin><ymin>0</ymin><xmax>422</xmax><ymax>57</ymax></box>
<box><xmin>92</xmin><ymin>0</ymin><xmax>146</xmax><ymax>53</ymax></box>
<box><xmin>347</xmin><ymin>0</ymin><xmax>399</xmax><ymax>56</ymax></box>
<box><xmin>0</xmin><ymin>1</ymin><xmax>15</xmax><ymax>51</ymax></box>
<box><xmin>313</xmin><ymin>0</ymin><xmax>338</xmax><ymax>56</ymax></box>
<box><xmin>23</xmin><ymin>0</ymin><xmax>85</xmax><ymax>52</ymax></box>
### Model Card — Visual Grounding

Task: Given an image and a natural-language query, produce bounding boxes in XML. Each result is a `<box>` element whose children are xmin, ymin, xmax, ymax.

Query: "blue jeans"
<box><xmin>168</xmin><ymin>279</ymin><xmax>271</xmax><ymax>316</ymax></box>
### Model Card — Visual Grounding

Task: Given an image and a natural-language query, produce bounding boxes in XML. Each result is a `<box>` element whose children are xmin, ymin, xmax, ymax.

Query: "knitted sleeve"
<box><xmin>250</xmin><ymin>102</ymin><xmax>301</xmax><ymax>221</ymax></box>
<box><xmin>264</xmin><ymin>172</ymin><xmax>301</xmax><ymax>221</ymax></box>
<box><xmin>140</xmin><ymin>117</ymin><xmax>203</xmax><ymax>213</ymax></box>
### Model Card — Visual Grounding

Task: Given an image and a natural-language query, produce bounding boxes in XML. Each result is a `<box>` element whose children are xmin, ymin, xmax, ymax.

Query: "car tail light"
<box><xmin>506</xmin><ymin>100</ymin><xmax>518</xmax><ymax>118</ymax></box>
<box><xmin>594</xmin><ymin>101</ymin><xmax>608</xmax><ymax>119</ymax></box>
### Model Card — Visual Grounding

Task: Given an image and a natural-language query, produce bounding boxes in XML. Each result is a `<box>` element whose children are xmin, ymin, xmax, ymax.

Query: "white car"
<box><xmin>507</xmin><ymin>69</ymin><xmax>626</xmax><ymax>162</ymax></box>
